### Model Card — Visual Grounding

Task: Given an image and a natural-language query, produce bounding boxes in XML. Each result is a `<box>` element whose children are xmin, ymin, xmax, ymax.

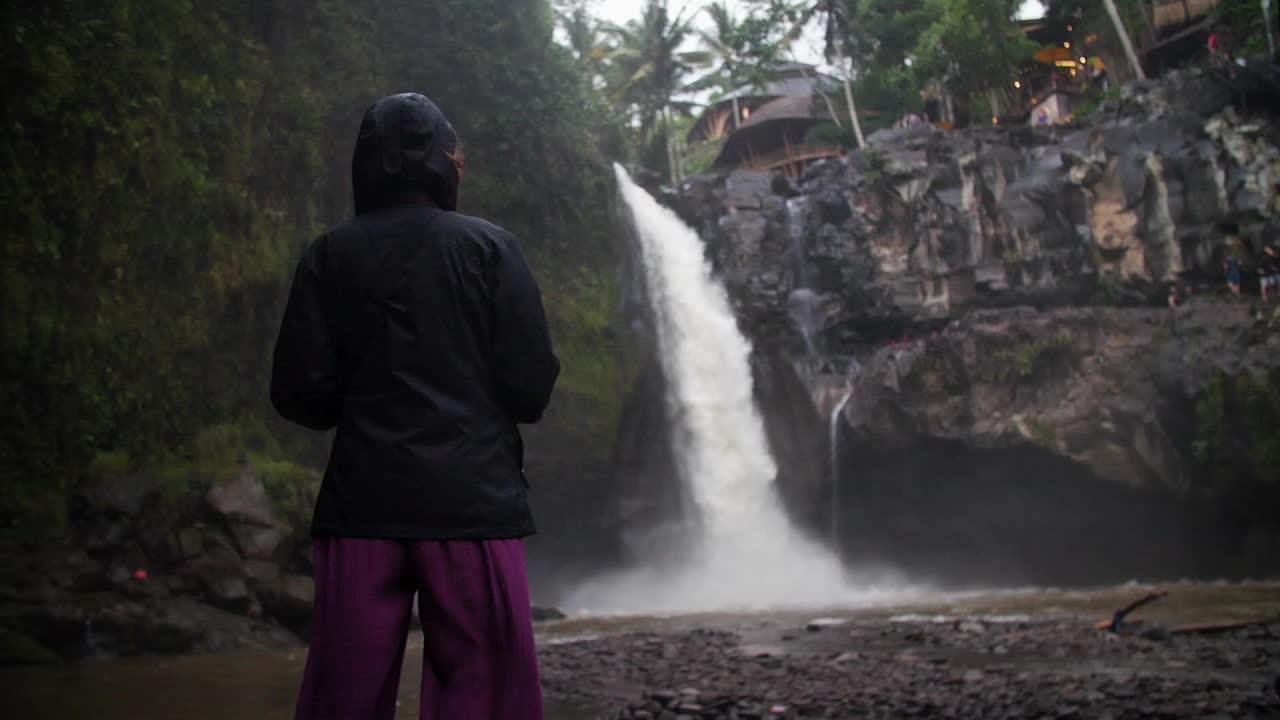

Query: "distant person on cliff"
<box><xmin>1261</xmin><ymin>245</ymin><xmax>1280</xmax><ymax>302</ymax></box>
<box><xmin>1226</xmin><ymin>255</ymin><xmax>1243</xmax><ymax>296</ymax></box>
<box><xmin>271</xmin><ymin>93</ymin><xmax>559</xmax><ymax>720</ymax></box>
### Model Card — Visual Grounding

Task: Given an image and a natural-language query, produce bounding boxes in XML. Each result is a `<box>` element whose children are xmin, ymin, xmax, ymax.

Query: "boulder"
<box><xmin>202</xmin><ymin>576</ymin><xmax>251</xmax><ymax>615</ymax></box>
<box><xmin>46</xmin><ymin>550</ymin><xmax>108</xmax><ymax>594</ymax></box>
<box><xmin>206</xmin><ymin>465</ymin><xmax>289</xmax><ymax>560</ymax></box>
<box><xmin>532</xmin><ymin>606</ymin><xmax>566</xmax><ymax>622</ymax></box>
<box><xmin>259</xmin><ymin>574</ymin><xmax>314</xmax><ymax>638</ymax></box>
<box><xmin>243</xmin><ymin>559</ymin><xmax>280</xmax><ymax>584</ymax></box>
<box><xmin>207</xmin><ymin>465</ymin><xmax>278</xmax><ymax>528</ymax></box>
<box><xmin>74</xmin><ymin>471</ymin><xmax>165</xmax><ymax>552</ymax></box>
<box><xmin>229</xmin><ymin>523</ymin><xmax>287</xmax><ymax>561</ymax></box>
<box><xmin>0</xmin><ymin>628</ymin><xmax>59</xmax><ymax>665</ymax></box>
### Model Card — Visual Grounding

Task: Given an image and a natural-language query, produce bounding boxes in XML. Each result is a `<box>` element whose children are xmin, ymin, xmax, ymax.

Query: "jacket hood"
<box><xmin>352</xmin><ymin>93</ymin><xmax>459</xmax><ymax>215</ymax></box>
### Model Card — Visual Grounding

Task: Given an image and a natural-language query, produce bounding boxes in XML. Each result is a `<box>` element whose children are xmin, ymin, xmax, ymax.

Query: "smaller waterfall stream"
<box><xmin>829</xmin><ymin>388</ymin><xmax>852</xmax><ymax>545</ymax></box>
<box><xmin>784</xmin><ymin>196</ymin><xmax>820</xmax><ymax>357</ymax></box>
<box><xmin>828</xmin><ymin>359</ymin><xmax>861</xmax><ymax>548</ymax></box>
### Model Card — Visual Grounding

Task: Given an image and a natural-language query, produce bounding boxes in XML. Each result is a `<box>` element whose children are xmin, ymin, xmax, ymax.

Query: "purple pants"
<box><xmin>294</xmin><ymin>538</ymin><xmax>543</xmax><ymax>720</ymax></box>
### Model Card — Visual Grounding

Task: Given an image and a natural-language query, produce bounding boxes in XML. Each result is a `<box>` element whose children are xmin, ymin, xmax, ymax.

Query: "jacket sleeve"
<box><xmin>270</xmin><ymin>240</ymin><xmax>341</xmax><ymax>431</ymax></box>
<box><xmin>488</xmin><ymin>231</ymin><xmax>561</xmax><ymax>424</ymax></box>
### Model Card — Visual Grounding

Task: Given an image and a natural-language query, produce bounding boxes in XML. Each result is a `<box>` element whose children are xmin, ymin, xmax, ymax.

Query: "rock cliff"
<box><xmin>654</xmin><ymin>69</ymin><xmax>1280</xmax><ymax>584</ymax></box>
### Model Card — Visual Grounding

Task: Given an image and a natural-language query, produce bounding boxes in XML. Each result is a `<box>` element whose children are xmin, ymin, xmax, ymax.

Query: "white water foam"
<box><xmin>566</xmin><ymin>166</ymin><xmax>921</xmax><ymax>614</ymax></box>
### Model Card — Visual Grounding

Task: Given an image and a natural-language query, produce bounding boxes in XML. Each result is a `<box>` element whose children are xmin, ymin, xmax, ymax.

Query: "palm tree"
<box><xmin>603</xmin><ymin>0</ymin><xmax>712</xmax><ymax>182</ymax></box>
<box><xmin>558</xmin><ymin>3</ymin><xmax>608</xmax><ymax>88</ymax></box>
<box><xmin>779</xmin><ymin>0</ymin><xmax>867</xmax><ymax>148</ymax></box>
<box><xmin>1102</xmin><ymin>0</ymin><xmax>1147</xmax><ymax>80</ymax></box>
<box><xmin>692</xmin><ymin>1</ymin><xmax>749</xmax><ymax>95</ymax></box>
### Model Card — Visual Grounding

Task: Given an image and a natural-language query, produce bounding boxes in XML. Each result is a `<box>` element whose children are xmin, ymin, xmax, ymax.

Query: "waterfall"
<box><xmin>83</xmin><ymin>618</ymin><xmax>105</xmax><ymax>657</ymax></box>
<box><xmin>784</xmin><ymin>196</ymin><xmax>819</xmax><ymax>357</ymax></box>
<box><xmin>828</xmin><ymin>359</ymin><xmax>860</xmax><ymax>548</ymax></box>
<box><xmin>829</xmin><ymin>387</ymin><xmax>852</xmax><ymax>545</ymax></box>
<box><xmin>785</xmin><ymin>196</ymin><xmax>811</xmax><ymax>289</ymax></box>
<box><xmin>567</xmin><ymin>166</ymin><xmax>899</xmax><ymax>614</ymax></box>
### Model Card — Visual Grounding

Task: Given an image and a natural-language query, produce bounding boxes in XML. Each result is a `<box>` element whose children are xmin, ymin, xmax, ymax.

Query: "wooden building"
<box><xmin>687</xmin><ymin>63</ymin><xmax>862</xmax><ymax>176</ymax></box>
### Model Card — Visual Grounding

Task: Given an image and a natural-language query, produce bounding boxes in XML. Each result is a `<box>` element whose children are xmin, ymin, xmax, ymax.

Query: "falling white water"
<box><xmin>829</xmin><ymin>385</ymin><xmax>853</xmax><ymax>546</ymax></box>
<box><xmin>829</xmin><ymin>359</ymin><xmax>863</xmax><ymax>547</ymax></box>
<box><xmin>566</xmin><ymin>166</ymin><xmax>918</xmax><ymax>614</ymax></box>
<box><xmin>784</xmin><ymin>196</ymin><xmax>819</xmax><ymax>357</ymax></box>
<box><xmin>785</xmin><ymin>196</ymin><xmax>811</xmax><ymax>289</ymax></box>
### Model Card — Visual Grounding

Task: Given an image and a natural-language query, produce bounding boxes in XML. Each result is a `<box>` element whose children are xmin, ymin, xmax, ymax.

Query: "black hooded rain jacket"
<box><xmin>270</xmin><ymin>93</ymin><xmax>560</xmax><ymax>540</ymax></box>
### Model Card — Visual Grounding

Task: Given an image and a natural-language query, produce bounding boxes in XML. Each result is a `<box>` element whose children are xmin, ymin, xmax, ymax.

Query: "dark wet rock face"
<box><xmin>653</xmin><ymin>69</ymin><xmax>1280</xmax><ymax>584</ymax></box>
<box><xmin>207</xmin><ymin>466</ymin><xmax>290</xmax><ymax>560</ymax></box>
<box><xmin>0</xmin><ymin>464</ymin><xmax>309</xmax><ymax>661</ymax></box>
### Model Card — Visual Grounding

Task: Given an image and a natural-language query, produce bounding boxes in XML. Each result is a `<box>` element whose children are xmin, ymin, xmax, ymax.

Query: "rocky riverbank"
<box><xmin>0</xmin><ymin>465</ymin><xmax>313</xmax><ymax>663</ymax></box>
<box><xmin>541</xmin><ymin>611</ymin><xmax>1280</xmax><ymax>719</ymax></box>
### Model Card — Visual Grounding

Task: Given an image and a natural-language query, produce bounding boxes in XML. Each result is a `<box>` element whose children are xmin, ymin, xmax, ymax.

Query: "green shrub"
<box><xmin>993</xmin><ymin>334</ymin><xmax>1074</xmax><ymax>382</ymax></box>
<box><xmin>250</xmin><ymin>455</ymin><xmax>322</xmax><ymax>530</ymax></box>
<box><xmin>1194</xmin><ymin>371</ymin><xmax>1280</xmax><ymax>487</ymax></box>
<box><xmin>1026</xmin><ymin>416</ymin><xmax>1056</xmax><ymax>446</ymax></box>
<box><xmin>685</xmin><ymin>138</ymin><xmax>726</xmax><ymax>176</ymax></box>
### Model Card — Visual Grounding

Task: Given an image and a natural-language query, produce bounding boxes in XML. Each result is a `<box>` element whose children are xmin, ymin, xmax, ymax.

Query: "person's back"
<box><xmin>272</xmin><ymin>93</ymin><xmax>558</xmax><ymax>720</ymax></box>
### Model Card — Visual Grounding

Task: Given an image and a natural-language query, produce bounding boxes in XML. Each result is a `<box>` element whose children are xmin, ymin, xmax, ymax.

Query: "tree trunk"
<box><xmin>663</xmin><ymin>105</ymin><xmax>677</xmax><ymax>184</ymax></box>
<box><xmin>663</xmin><ymin>105</ymin><xmax>683</xmax><ymax>184</ymax></box>
<box><xmin>832</xmin><ymin>41</ymin><xmax>865</xmax><ymax>148</ymax></box>
<box><xmin>818</xmin><ymin>90</ymin><xmax>843</xmax><ymax>128</ymax></box>
<box><xmin>1103</xmin><ymin>0</ymin><xmax>1148</xmax><ymax>80</ymax></box>
<box><xmin>1263</xmin><ymin>0</ymin><xmax>1277</xmax><ymax>59</ymax></box>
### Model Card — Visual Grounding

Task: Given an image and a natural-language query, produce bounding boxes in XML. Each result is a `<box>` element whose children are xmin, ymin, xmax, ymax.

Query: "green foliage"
<box><xmin>992</xmin><ymin>334</ymin><xmax>1075</xmax><ymax>382</ymax></box>
<box><xmin>860</xmin><ymin>146</ymin><xmax>888</xmax><ymax>183</ymax></box>
<box><xmin>685</xmin><ymin>138</ymin><xmax>728</xmax><ymax>176</ymax></box>
<box><xmin>805</xmin><ymin>123</ymin><xmax>859</xmax><ymax>150</ymax></box>
<box><xmin>543</xmin><ymin>271</ymin><xmax>630</xmax><ymax>440</ymax></box>
<box><xmin>88</xmin><ymin>450</ymin><xmax>132</xmax><ymax>481</ymax></box>
<box><xmin>912</xmin><ymin>0</ymin><xmax>1037</xmax><ymax>100</ymax></box>
<box><xmin>689</xmin><ymin>1</ymin><xmax>781</xmax><ymax>96</ymax></box>
<box><xmin>599</xmin><ymin>0</ymin><xmax>712</xmax><ymax>180</ymax></box>
<box><xmin>917</xmin><ymin>343</ymin><xmax>967</xmax><ymax>394</ymax></box>
<box><xmin>1193</xmin><ymin>372</ymin><xmax>1280</xmax><ymax>487</ymax></box>
<box><xmin>846</xmin><ymin>0</ymin><xmax>931</xmax><ymax>126</ymax></box>
<box><xmin>1071</xmin><ymin>87</ymin><xmax>1122</xmax><ymax>122</ymax></box>
<box><xmin>1220</xmin><ymin>0</ymin><xmax>1280</xmax><ymax>56</ymax></box>
<box><xmin>1091</xmin><ymin>272</ymin><xmax>1146</xmax><ymax>306</ymax></box>
<box><xmin>1</xmin><ymin>0</ymin><xmax>627</xmax><ymax>529</ymax></box>
<box><xmin>1026</xmin><ymin>416</ymin><xmax>1057</xmax><ymax>446</ymax></box>
<box><xmin>249</xmin><ymin>454</ymin><xmax>322</xmax><ymax>531</ymax></box>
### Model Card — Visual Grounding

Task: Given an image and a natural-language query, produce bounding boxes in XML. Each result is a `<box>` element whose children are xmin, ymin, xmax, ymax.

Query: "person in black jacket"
<box><xmin>273</xmin><ymin>92</ymin><xmax>559</xmax><ymax>720</ymax></box>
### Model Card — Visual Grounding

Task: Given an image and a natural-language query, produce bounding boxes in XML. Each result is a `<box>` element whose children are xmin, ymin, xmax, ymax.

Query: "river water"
<box><xmin>0</xmin><ymin>635</ymin><xmax>597</xmax><ymax>719</ymax></box>
<box><xmin>4</xmin><ymin>582</ymin><xmax>1276</xmax><ymax>719</ymax></box>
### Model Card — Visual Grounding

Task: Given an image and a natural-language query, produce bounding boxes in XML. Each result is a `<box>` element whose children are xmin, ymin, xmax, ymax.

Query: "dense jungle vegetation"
<box><xmin>3</xmin><ymin>0</ymin><xmax>1277</xmax><ymax>532</ymax></box>
<box><xmin>0</xmin><ymin>0</ymin><xmax>626</xmax><ymax>529</ymax></box>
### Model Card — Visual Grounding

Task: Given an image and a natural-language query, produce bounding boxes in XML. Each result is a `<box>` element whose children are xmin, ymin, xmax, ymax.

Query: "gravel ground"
<box><xmin>539</xmin><ymin>615</ymin><xmax>1280</xmax><ymax>719</ymax></box>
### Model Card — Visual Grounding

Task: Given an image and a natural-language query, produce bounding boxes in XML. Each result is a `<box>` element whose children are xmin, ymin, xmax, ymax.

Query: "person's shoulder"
<box><xmin>436</xmin><ymin>212</ymin><xmax>515</xmax><ymax>241</ymax></box>
<box><xmin>307</xmin><ymin>215</ymin><xmax>368</xmax><ymax>252</ymax></box>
